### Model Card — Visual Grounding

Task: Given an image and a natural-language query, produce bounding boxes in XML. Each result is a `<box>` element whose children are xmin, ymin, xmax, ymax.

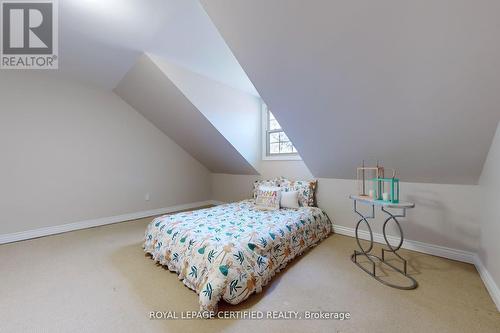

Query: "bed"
<box><xmin>143</xmin><ymin>199</ymin><xmax>332</xmax><ymax>312</ymax></box>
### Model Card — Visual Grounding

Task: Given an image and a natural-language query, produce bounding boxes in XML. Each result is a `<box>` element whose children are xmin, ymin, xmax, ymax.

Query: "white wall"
<box><xmin>316</xmin><ymin>178</ymin><xmax>480</xmax><ymax>252</ymax></box>
<box><xmin>478</xmin><ymin>123</ymin><xmax>500</xmax><ymax>294</ymax></box>
<box><xmin>212</xmin><ymin>159</ymin><xmax>481</xmax><ymax>253</ymax></box>
<box><xmin>0</xmin><ymin>72</ymin><xmax>211</xmax><ymax>235</ymax></box>
<box><xmin>211</xmin><ymin>160</ymin><xmax>312</xmax><ymax>202</ymax></box>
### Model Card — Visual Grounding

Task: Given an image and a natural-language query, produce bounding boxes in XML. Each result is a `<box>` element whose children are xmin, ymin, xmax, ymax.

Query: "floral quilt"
<box><xmin>143</xmin><ymin>200</ymin><xmax>332</xmax><ymax>312</ymax></box>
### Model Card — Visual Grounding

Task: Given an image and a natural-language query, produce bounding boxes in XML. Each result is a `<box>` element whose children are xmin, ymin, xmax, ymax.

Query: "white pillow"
<box><xmin>280</xmin><ymin>190</ymin><xmax>299</xmax><ymax>209</ymax></box>
<box><xmin>255</xmin><ymin>186</ymin><xmax>281</xmax><ymax>210</ymax></box>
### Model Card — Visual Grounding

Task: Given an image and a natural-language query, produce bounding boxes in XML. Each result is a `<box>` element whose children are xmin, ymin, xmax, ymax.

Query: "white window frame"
<box><xmin>261</xmin><ymin>104</ymin><xmax>301</xmax><ymax>161</ymax></box>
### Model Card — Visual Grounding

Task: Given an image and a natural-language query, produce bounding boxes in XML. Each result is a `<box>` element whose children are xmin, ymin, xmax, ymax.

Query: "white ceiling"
<box><xmin>59</xmin><ymin>0</ymin><xmax>257</xmax><ymax>95</ymax></box>
<box><xmin>202</xmin><ymin>0</ymin><xmax>500</xmax><ymax>184</ymax></box>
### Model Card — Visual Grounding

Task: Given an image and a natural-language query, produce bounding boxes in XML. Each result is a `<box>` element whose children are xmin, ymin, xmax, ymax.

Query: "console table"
<box><xmin>349</xmin><ymin>195</ymin><xmax>417</xmax><ymax>290</ymax></box>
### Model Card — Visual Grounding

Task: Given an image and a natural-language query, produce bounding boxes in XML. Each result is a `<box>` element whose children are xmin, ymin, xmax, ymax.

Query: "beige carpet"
<box><xmin>1</xmin><ymin>213</ymin><xmax>499</xmax><ymax>333</ymax></box>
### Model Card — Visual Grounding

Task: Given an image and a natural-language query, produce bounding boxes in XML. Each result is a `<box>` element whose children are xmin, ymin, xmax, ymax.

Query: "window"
<box><xmin>262</xmin><ymin>106</ymin><xmax>300</xmax><ymax>160</ymax></box>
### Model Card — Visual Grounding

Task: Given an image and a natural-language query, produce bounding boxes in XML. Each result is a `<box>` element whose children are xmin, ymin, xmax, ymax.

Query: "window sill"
<box><xmin>262</xmin><ymin>154</ymin><xmax>302</xmax><ymax>161</ymax></box>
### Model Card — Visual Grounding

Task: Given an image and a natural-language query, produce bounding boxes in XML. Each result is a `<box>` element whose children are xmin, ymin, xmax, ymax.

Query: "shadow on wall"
<box><xmin>405</xmin><ymin>189</ymin><xmax>479</xmax><ymax>252</ymax></box>
<box><xmin>314</xmin><ymin>178</ymin><xmax>480</xmax><ymax>253</ymax></box>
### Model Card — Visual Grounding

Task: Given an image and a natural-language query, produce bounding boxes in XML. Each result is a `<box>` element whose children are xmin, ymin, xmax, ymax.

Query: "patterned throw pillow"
<box><xmin>275</xmin><ymin>177</ymin><xmax>317</xmax><ymax>207</ymax></box>
<box><xmin>253</xmin><ymin>179</ymin><xmax>278</xmax><ymax>198</ymax></box>
<box><xmin>255</xmin><ymin>186</ymin><xmax>281</xmax><ymax>211</ymax></box>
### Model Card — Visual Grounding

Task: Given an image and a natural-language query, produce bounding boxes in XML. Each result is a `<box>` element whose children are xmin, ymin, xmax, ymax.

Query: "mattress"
<box><xmin>143</xmin><ymin>199</ymin><xmax>332</xmax><ymax>312</ymax></box>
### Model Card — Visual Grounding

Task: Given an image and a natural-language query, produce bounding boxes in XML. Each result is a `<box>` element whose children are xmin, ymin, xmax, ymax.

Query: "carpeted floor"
<box><xmin>1</xmin><ymin>212</ymin><xmax>499</xmax><ymax>333</ymax></box>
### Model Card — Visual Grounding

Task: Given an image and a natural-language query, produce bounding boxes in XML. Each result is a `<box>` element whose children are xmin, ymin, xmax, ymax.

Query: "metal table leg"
<box><xmin>350</xmin><ymin>199</ymin><xmax>418</xmax><ymax>290</ymax></box>
<box><xmin>352</xmin><ymin>200</ymin><xmax>376</xmax><ymax>276</ymax></box>
<box><xmin>379</xmin><ymin>206</ymin><xmax>418</xmax><ymax>289</ymax></box>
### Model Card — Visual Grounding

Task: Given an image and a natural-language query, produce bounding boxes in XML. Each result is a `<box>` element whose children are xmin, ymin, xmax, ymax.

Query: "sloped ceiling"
<box><xmin>202</xmin><ymin>0</ymin><xmax>500</xmax><ymax>184</ymax></box>
<box><xmin>149</xmin><ymin>55</ymin><xmax>262</xmax><ymax>171</ymax></box>
<box><xmin>59</xmin><ymin>0</ymin><xmax>262</xmax><ymax>175</ymax></box>
<box><xmin>59</xmin><ymin>0</ymin><xmax>257</xmax><ymax>95</ymax></box>
<box><xmin>115</xmin><ymin>54</ymin><xmax>258</xmax><ymax>175</ymax></box>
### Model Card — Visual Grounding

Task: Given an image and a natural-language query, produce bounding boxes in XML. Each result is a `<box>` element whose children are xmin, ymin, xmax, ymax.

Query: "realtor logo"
<box><xmin>1</xmin><ymin>0</ymin><xmax>58</xmax><ymax>69</ymax></box>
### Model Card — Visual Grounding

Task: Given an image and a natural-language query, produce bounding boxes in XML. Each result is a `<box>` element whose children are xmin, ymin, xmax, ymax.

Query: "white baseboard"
<box><xmin>0</xmin><ymin>200</ymin><xmax>220</xmax><ymax>245</ymax></box>
<box><xmin>332</xmin><ymin>224</ymin><xmax>475</xmax><ymax>263</ymax></box>
<box><xmin>473</xmin><ymin>255</ymin><xmax>500</xmax><ymax>311</ymax></box>
<box><xmin>333</xmin><ymin>224</ymin><xmax>500</xmax><ymax>311</ymax></box>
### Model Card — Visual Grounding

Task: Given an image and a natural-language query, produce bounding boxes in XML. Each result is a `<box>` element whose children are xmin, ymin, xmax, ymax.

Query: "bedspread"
<box><xmin>143</xmin><ymin>199</ymin><xmax>332</xmax><ymax>312</ymax></box>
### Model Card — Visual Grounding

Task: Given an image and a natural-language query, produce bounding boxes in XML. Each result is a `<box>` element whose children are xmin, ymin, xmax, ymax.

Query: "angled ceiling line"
<box><xmin>114</xmin><ymin>53</ymin><xmax>259</xmax><ymax>175</ymax></box>
<box><xmin>201</xmin><ymin>0</ymin><xmax>500</xmax><ymax>185</ymax></box>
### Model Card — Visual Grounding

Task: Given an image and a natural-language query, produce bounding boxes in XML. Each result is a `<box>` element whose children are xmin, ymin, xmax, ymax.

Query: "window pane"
<box><xmin>279</xmin><ymin>132</ymin><xmax>289</xmax><ymax>142</ymax></box>
<box><xmin>266</xmin><ymin>111</ymin><xmax>298</xmax><ymax>156</ymax></box>
<box><xmin>269</xmin><ymin>143</ymin><xmax>280</xmax><ymax>154</ymax></box>
<box><xmin>269</xmin><ymin>132</ymin><xmax>280</xmax><ymax>143</ymax></box>
<box><xmin>268</xmin><ymin>111</ymin><xmax>282</xmax><ymax>130</ymax></box>
<box><xmin>280</xmin><ymin>142</ymin><xmax>295</xmax><ymax>153</ymax></box>
<box><xmin>269</xmin><ymin>119</ymin><xmax>281</xmax><ymax>130</ymax></box>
